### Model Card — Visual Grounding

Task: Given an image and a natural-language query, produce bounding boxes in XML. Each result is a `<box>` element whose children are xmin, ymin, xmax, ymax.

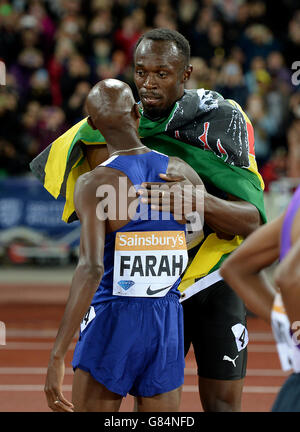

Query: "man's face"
<box><xmin>134</xmin><ymin>39</ymin><xmax>192</xmax><ymax>119</ymax></box>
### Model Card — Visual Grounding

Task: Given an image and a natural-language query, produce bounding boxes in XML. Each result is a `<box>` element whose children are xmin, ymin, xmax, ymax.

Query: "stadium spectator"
<box><xmin>260</xmin><ymin>148</ymin><xmax>288</xmax><ymax>192</ymax></box>
<box><xmin>63</xmin><ymin>80</ymin><xmax>91</xmax><ymax>125</ymax></box>
<box><xmin>185</xmin><ymin>57</ymin><xmax>217</xmax><ymax>91</ymax></box>
<box><xmin>287</xmin><ymin>116</ymin><xmax>300</xmax><ymax>179</ymax></box>
<box><xmin>114</xmin><ymin>16</ymin><xmax>142</xmax><ymax>66</ymax></box>
<box><xmin>239</xmin><ymin>23</ymin><xmax>281</xmax><ymax>69</ymax></box>
<box><xmin>245</xmin><ymin>93</ymin><xmax>278</xmax><ymax>167</ymax></box>
<box><xmin>284</xmin><ymin>9</ymin><xmax>300</xmax><ymax>69</ymax></box>
<box><xmin>0</xmin><ymin>0</ymin><xmax>298</xmax><ymax>188</ymax></box>
<box><xmin>59</xmin><ymin>54</ymin><xmax>92</xmax><ymax>101</ymax></box>
<box><xmin>215</xmin><ymin>59</ymin><xmax>249</xmax><ymax>108</ymax></box>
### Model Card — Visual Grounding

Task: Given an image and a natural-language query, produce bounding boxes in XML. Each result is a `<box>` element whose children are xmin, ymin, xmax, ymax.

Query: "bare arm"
<box><xmin>44</xmin><ymin>173</ymin><xmax>105</xmax><ymax>411</ymax></box>
<box><xmin>203</xmin><ymin>192</ymin><xmax>262</xmax><ymax>238</ymax></box>
<box><xmin>274</xmin><ymin>238</ymin><xmax>300</xmax><ymax>324</ymax></box>
<box><xmin>173</xmin><ymin>156</ymin><xmax>262</xmax><ymax>236</ymax></box>
<box><xmin>275</xmin><ymin>238</ymin><xmax>300</xmax><ymax>289</ymax></box>
<box><xmin>220</xmin><ymin>214</ymin><xmax>285</xmax><ymax>322</ymax></box>
<box><xmin>139</xmin><ymin>156</ymin><xmax>262</xmax><ymax>237</ymax></box>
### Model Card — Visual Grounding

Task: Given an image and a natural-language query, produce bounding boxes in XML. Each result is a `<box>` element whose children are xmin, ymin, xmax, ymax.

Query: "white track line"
<box><xmin>243</xmin><ymin>386</ymin><xmax>280</xmax><ymax>393</ymax></box>
<box><xmin>6</xmin><ymin>330</ymin><xmax>58</xmax><ymax>338</ymax></box>
<box><xmin>0</xmin><ymin>342</ymin><xmax>76</xmax><ymax>350</ymax></box>
<box><xmin>246</xmin><ymin>369</ymin><xmax>289</xmax><ymax>376</ymax></box>
<box><xmin>183</xmin><ymin>385</ymin><xmax>280</xmax><ymax>393</ymax></box>
<box><xmin>0</xmin><ymin>384</ymin><xmax>280</xmax><ymax>394</ymax></box>
<box><xmin>249</xmin><ymin>332</ymin><xmax>275</xmax><ymax>341</ymax></box>
<box><xmin>0</xmin><ymin>367</ymin><xmax>74</xmax><ymax>374</ymax></box>
<box><xmin>0</xmin><ymin>385</ymin><xmax>72</xmax><ymax>391</ymax></box>
<box><xmin>5</xmin><ymin>329</ymin><xmax>275</xmax><ymax>341</ymax></box>
<box><xmin>248</xmin><ymin>344</ymin><xmax>277</xmax><ymax>352</ymax></box>
<box><xmin>184</xmin><ymin>368</ymin><xmax>289</xmax><ymax>377</ymax></box>
<box><xmin>0</xmin><ymin>342</ymin><xmax>277</xmax><ymax>352</ymax></box>
<box><xmin>0</xmin><ymin>367</ymin><xmax>290</xmax><ymax>377</ymax></box>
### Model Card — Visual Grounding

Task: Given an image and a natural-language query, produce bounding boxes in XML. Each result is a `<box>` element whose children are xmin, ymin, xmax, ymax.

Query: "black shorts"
<box><xmin>182</xmin><ymin>279</ymin><xmax>248</xmax><ymax>380</ymax></box>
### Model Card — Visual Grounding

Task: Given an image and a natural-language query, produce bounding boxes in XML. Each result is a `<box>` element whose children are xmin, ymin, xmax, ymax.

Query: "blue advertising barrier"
<box><xmin>0</xmin><ymin>176</ymin><xmax>80</xmax><ymax>265</ymax></box>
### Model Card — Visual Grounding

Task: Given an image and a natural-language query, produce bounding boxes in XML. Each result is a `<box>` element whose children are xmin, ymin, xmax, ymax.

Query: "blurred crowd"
<box><xmin>0</xmin><ymin>0</ymin><xmax>300</xmax><ymax>190</ymax></box>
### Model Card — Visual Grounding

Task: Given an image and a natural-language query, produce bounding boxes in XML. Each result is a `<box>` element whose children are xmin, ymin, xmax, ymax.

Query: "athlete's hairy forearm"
<box><xmin>273</xmin><ymin>240</ymin><xmax>300</xmax><ymax>324</ymax></box>
<box><xmin>50</xmin><ymin>263</ymin><xmax>103</xmax><ymax>360</ymax></box>
<box><xmin>203</xmin><ymin>192</ymin><xmax>261</xmax><ymax>238</ymax></box>
<box><xmin>274</xmin><ymin>239</ymin><xmax>300</xmax><ymax>291</ymax></box>
<box><xmin>220</xmin><ymin>217</ymin><xmax>283</xmax><ymax>322</ymax></box>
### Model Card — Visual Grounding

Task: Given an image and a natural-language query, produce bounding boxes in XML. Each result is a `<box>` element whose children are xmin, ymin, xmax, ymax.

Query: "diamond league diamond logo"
<box><xmin>118</xmin><ymin>280</ymin><xmax>135</xmax><ymax>291</ymax></box>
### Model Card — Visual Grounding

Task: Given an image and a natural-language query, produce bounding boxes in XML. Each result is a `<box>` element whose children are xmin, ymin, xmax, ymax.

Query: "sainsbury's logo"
<box><xmin>116</xmin><ymin>231</ymin><xmax>186</xmax><ymax>250</ymax></box>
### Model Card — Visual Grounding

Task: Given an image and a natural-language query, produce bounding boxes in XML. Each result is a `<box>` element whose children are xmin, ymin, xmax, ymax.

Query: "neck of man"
<box><xmin>142</xmin><ymin>105</ymin><xmax>174</xmax><ymax>122</ymax></box>
<box><xmin>105</xmin><ymin>127</ymin><xmax>147</xmax><ymax>157</ymax></box>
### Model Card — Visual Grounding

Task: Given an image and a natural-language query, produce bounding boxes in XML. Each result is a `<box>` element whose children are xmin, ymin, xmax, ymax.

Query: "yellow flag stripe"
<box><xmin>44</xmin><ymin>118</ymin><xmax>87</xmax><ymax>198</ymax></box>
<box><xmin>249</xmin><ymin>154</ymin><xmax>265</xmax><ymax>190</ymax></box>
<box><xmin>178</xmin><ymin>233</ymin><xmax>243</xmax><ymax>292</ymax></box>
<box><xmin>62</xmin><ymin>156</ymin><xmax>91</xmax><ymax>222</ymax></box>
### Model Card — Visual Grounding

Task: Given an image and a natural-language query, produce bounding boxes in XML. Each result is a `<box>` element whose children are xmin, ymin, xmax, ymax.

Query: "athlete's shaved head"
<box><xmin>85</xmin><ymin>79</ymin><xmax>141</xmax><ymax>162</ymax></box>
<box><xmin>86</xmin><ymin>79</ymin><xmax>139</xmax><ymax>132</ymax></box>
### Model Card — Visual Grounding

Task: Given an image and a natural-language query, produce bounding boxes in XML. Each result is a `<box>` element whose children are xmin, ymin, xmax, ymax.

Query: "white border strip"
<box><xmin>0</xmin><ymin>342</ymin><xmax>277</xmax><ymax>352</ymax></box>
<box><xmin>0</xmin><ymin>385</ymin><xmax>280</xmax><ymax>394</ymax></box>
<box><xmin>180</xmin><ymin>270</ymin><xmax>223</xmax><ymax>302</ymax></box>
<box><xmin>0</xmin><ymin>367</ymin><xmax>289</xmax><ymax>377</ymax></box>
<box><xmin>5</xmin><ymin>329</ymin><xmax>275</xmax><ymax>341</ymax></box>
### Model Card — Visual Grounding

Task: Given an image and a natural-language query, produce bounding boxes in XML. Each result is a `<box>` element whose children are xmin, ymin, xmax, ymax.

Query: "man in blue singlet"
<box><xmin>44</xmin><ymin>78</ymin><xmax>202</xmax><ymax>412</ymax></box>
<box><xmin>220</xmin><ymin>184</ymin><xmax>300</xmax><ymax>411</ymax></box>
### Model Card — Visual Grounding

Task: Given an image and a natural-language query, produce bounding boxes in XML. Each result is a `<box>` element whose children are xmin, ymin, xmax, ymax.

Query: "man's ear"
<box><xmin>132</xmin><ymin>102</ymin><xmax>141</xmax><ymax>120</ymax></box>
<box><xmin>183</xmin><ymin>64</ymin><xmax>193</xmax><ymax>83</ymax></box>
<box><xmin>87</xmin><ymin>115</ymin><xmax>97</xmax><ymax>130</ymax></box>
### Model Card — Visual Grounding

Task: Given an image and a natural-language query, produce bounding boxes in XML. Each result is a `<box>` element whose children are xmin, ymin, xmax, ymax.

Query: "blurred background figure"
<box><xmin>63</xmin><ymin>80</ymin><xmax>91</xmax><ymax>125</ymax></box>
<box><xmin>185</xmin><ymin>57</ymin><xmax>217</xmax><ymax>90</ymax></box>
<box><xmin>245</xmin><ymin>92</ymin><xmax>278</xmax><ymax>168</ymax></box>
<box><xmin>215</xmin><ymin>59</ymin><xmax>249</xmax><ymax>108</ymax></box>
<box><xmin>287</xmin><ymin>116</ymin><xmax>300</xmax><ymax>179</ymax></box>
<box><xmin>0</xmin><ymin>0</ymin><xmax>298</xmax><ymax>187</ymax></box>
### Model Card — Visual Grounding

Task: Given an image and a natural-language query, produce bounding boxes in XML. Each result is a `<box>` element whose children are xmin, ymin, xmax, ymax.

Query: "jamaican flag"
<box><xmin>30</xmin><ymin>88</ymin><xmax>266</xmax><ymax>291</ymax></box>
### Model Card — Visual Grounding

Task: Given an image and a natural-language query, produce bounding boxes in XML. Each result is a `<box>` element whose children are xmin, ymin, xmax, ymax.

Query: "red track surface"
<box><xmin>0</xmin><ymin>302</ymin><xmax>289</xmax><ymax>412</ymax></box>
